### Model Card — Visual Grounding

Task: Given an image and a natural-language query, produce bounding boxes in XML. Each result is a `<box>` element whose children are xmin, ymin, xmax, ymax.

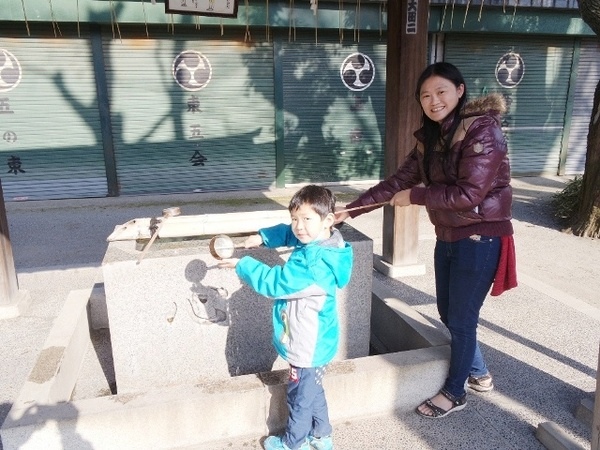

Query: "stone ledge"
<box><xmin>536</xmin><ymin>421</ymin><xmax>588</xmax><ymax>450</ymax></box>
<box><xmin>11</xmin><ymin>288</ymin><xmax>91</xmax><ymax>408</ymax></box>
<box><xmin>2</xmin><ymin>280</ymin><xmax>451</xmax><ymax>449</ymax></box>
<box><xmin>2</xmin><ymin>347</ymin><xmax>449</xmax><ymax>449</ymax></box>
<box><xmin>575</xmin><ymin>397</ymin><xmax>594</xmax><ymax>428</ymax></box>
<box><xmin>371</xmin><ymin>278</ymin><xmax>450</xmax><ymax>352</ymax></box>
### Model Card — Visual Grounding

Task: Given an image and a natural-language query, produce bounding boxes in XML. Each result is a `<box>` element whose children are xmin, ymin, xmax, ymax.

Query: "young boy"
<box><xmin>218</xmin><ymin>185</ymin><xmax>353</xmax><ymax>450</ymax></box>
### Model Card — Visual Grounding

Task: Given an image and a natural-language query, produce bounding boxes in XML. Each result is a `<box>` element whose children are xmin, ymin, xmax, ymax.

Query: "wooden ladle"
<box><xmin>209</xmin><ymin>234</ymin><xmax>243</xmax><ymax>260</ymax></box>
<box><xmin>137</xmin><ymin>206</ymin><xmax>181</xmax><ymax>264</ymax></box>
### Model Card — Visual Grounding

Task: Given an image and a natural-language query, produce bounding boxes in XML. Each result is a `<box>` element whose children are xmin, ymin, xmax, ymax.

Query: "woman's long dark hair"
<box><xmin>414</xmin><ymin>62</ymin><xmax>468</xmax><ymax>183</ymax></box>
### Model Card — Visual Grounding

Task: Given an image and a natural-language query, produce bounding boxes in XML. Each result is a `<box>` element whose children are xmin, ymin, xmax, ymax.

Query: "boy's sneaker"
<box><xmin>308</xmin><ymin>434</ymin><xmax>334</xmax><ymax>450</ymax></box>
<box><xmin>467</xmin><ymin>373</ymin><xmax>494</xmax><ymax>392</ymax></box>
<box><xmin>263</xmin><ymin>435</ymin><xmax>310</xmax><ymax>450</ymax></box>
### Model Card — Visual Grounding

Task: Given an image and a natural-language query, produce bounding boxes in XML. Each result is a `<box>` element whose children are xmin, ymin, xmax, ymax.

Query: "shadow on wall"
<box><xmin>184</xmin><ymin>257</ymin><xmax>279</xmax><ymax>377</ymax></box>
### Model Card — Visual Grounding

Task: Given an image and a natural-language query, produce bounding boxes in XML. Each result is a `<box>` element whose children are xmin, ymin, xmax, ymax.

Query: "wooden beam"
<box><xmin>0</xmin><ymin>180</ymin><xmax>18</xmax><ymax>305</ymax></box>
<box><xmin>0</xmin><ymin>180</ymin><xmax>29</xmax><ymax>319</ymax></box>
<box><xmin>378</xmin><ymin>0</ymin><xmax>429</xmax><ymax>276</ymax></box>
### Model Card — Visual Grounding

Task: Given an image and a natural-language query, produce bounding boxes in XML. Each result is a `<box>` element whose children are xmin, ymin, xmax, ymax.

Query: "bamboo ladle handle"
<box><xmin>337</xmin><ymin>201</ymin><xmax>389</xmax><ymax>214</ymax></box>
<box><xmin>137</xmin><ymin>207</ymin><xmax>181</xmax><ymax>264</ymax></box>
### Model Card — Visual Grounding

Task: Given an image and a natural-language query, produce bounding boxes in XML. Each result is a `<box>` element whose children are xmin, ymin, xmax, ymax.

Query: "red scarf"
<box><xmin>491</xmin><ymin>235</ymin><xmax>517</xmax><ymax>296</ymax></box>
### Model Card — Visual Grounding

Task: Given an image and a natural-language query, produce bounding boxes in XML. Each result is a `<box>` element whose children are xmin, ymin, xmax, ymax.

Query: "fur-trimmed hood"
<box><xmin>462</xmin><ymin>92</ymin><xmax>507</xmax><ymax>117</ymax></box>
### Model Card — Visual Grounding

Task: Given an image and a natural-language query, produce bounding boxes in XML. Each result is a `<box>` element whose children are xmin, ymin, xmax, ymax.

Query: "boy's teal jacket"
<box><xmin>235</xmin><ymin>223</ymin><xmax>353</xmax><ymax>368</ymax></box>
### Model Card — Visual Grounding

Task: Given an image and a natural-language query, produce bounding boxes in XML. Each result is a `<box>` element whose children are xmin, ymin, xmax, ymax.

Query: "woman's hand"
<box><xmin>243</xmin><ymin>234</ymin><xmax>263</xmax><ymax>248</ymax></box>
<box><xmin>334</xmin><ymin>209</ymin><xmax>350</xmax><ymax>224</ymax></box>
<box><xmin>218</xmin><ymin>258</ymin><xmax>240</xmax><ymax>269</ymax></box>
<box><xmin>390</xmin><ymin>189</ymin><xmax>412</xmax><ymax>207</ymax></box>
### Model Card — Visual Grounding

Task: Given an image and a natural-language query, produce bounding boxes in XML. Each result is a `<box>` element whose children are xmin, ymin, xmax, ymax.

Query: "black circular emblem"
<box><xmin>340</xmin><ymin>53</ymin><xmax>375</xmax><ymax>92</ymax></box>
<box><xmin>172</xmin><ymin>50</ymin><xmax>212</xmax><ymax>91</ymax></box>
<box><xmin>0</xmin><ymin>49</ymin><xmax>22</xmax><ymax>93</ymax></box>
<box><xmin>495</xmin><ymin>52</ymin><xmax>525</xmax><ymax>89</ymax></box>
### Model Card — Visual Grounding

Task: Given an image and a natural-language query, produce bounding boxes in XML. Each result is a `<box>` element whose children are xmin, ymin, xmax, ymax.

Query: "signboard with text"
<box><xmin>165</xmin><ymin>0</ymin><xmax>239</xmax><ymax>18</ymax></box>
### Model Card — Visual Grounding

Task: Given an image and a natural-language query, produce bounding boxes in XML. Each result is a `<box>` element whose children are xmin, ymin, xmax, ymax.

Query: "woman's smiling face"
<box><xmin>419</xmin><ymin>75</ymin><xmax>465</xmax><ymax>123</ymax></box>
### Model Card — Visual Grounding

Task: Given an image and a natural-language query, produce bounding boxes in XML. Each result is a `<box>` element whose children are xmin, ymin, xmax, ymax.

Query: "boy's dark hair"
<box><xmin>414</xmin><ymin>62</ymin><xmax>468</xmax><ymax>184</ymax></box>
<box><xmin>288</xmin><ymin>185</ymin><xmax>336</xmax><ymax>219</ymax></box>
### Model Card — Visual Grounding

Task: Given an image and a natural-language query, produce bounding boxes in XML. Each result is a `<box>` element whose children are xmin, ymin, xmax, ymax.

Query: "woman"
<box><xmin>335</xmin><ymin>62</ymin><xmax>515</xmax><ymax>419</ymax></box>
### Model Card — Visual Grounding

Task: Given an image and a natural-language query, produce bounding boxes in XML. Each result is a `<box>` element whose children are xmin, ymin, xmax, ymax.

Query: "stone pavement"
<box><xmin>1</xmin><ymin>176</ymin><xmax>599</xmax><ymax>449</ymax></box>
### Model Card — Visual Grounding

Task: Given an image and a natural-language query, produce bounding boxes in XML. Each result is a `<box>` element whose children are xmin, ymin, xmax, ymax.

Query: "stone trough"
<box><xmin>101</xmin><ymin>211</ymin><xmax>374</xmax><ymax>394</ymax></box>
<box><xmin>1</xmin><ymin>210</ymin><xmax>450</xmax><ymax>450</ymax></box>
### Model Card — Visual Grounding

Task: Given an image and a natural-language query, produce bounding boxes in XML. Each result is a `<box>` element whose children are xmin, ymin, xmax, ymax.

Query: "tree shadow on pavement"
<box><xmin>0</xmin><ymin>402</ymin><xmax>93</xmax><ymax>450</ymax></box>
<box><xmin>511</xmin><ymin>176</ymin><xmax>570</xmax><ymax>229</ymax></box>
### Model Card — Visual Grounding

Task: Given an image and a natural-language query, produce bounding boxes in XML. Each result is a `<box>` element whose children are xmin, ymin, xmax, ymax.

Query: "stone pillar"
<box><xmin>0</xmin><ymin>180</ymin><xmax>29</xmax><ymax>319</ymax></box>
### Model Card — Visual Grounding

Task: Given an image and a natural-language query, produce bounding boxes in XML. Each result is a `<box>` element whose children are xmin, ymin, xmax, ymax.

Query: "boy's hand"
<box><xmin>244</xmin><ymin>234</ymin><xmax>263</xmax><ymax>248</ymax></box>
<box><xmin>218</xmin><ymin>258</ymin><xmax>240</xmax><ymax>269</ymax></box>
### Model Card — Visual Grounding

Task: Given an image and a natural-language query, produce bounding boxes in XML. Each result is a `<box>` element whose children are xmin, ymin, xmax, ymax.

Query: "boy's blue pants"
<box><xmin>283</xmin><ymin>365</ymin><xmax>332</xmax><ymax>450</ymax></box>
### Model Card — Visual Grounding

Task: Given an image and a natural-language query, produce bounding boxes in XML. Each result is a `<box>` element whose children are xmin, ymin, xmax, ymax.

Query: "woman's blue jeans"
<box><xmin>434</xmin><ymin>235</ymin><xmax>501</xmax><ymax>398</ymax></box>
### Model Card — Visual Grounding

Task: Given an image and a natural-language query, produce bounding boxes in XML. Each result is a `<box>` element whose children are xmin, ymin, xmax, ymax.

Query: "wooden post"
<box><xmin>0</xmin><ymin>180</ymin><xmax>29</xmax><ymax>318</ymax></box>
<box><xmin>374</xmin><ymin>0</ymin><xmax>429</xmax><ymax>277</ymax></box>
<box><xmin>0</xmin><ymin>180</ymin><xmax>18</xmax><ymax>303</ymax></box>
<box><xmin>593</xmin><ymin>342</ymin><xmax>600</xmax><ymax>450</ymax></box>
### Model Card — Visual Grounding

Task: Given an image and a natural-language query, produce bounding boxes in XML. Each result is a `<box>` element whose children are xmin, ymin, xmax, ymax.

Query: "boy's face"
<box><xmin>290</xmin><ymin>203</ymin><xmax>334</xmax><ymax>244</ymax></box>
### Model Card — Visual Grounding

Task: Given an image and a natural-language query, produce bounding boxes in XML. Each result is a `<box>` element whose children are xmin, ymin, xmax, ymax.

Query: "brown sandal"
<box><xmin>416</xmin><ymin>389</ymin><xmax>467</xmax><ymax>419</ymax></box>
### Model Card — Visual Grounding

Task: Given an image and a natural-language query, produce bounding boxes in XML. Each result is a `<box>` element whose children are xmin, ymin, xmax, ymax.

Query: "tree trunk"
<box><xmin>569</xmin><ymin>79</ymin><xmax>600</xmax><ymax>237</ymax></box>
<box><xmin>579</xmin><ymin>0</ymin><xmax>600</xmax><ymax>35</ymax></box>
